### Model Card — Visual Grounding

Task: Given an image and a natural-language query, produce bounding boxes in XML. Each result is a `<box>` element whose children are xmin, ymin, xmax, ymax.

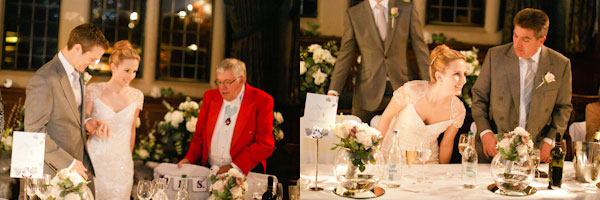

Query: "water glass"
<box><xmin>416</xmin><ymin>148</ymin><xmax>432</xmax><ymax>183</ymax></box>
<box><xmin>137</xmin><ymin>180</ymin><xmax>154</xmax><ymax>200</ymax></box>
<box><xmin>530</xmin><ymin>149</ymin><xmax>541</xmax><ymax>178</ymax></box>
<box><xmin>288</xmin><ymin>185</ymin><xmax>299</xmax><ymax>200</ymax></box>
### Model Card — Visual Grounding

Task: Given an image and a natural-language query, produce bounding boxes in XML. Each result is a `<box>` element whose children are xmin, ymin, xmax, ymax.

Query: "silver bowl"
<box><xmin>573</xmin><ymin>141</ymin><xmax>600</xmax><ymax>183</ymax></box>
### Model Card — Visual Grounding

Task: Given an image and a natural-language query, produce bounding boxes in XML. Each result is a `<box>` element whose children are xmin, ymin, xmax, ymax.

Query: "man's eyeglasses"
<box><xmin>214</xmin><ymin>78</ymin><xmax>239</xmax><ymax>86</ymax></box>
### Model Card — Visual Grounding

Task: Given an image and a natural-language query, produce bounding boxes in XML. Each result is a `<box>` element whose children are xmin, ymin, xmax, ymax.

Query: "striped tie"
<box><xmin>523</xmin><ymin>58</ymin><xmax>535</xmax><ymax>118</ymax></box>
<box><xmin>375</xmin><ymin>3</ymin><xmax>387</xmax><ymax>41</ymax></box>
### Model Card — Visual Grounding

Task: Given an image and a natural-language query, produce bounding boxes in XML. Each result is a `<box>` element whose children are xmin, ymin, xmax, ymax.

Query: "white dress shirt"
<box><xmin>58</xmin><ymin>51</ymin><xmax>83</xmax><ymax>170</ymax></box>
<box><xmin>209</xmin><ymin>85</ymin><xmax>245</xmax><ymax>172</ymax></box>
<box><xmin>481</xmin><ymin>47</ymin><xmax>552</xmax><ymax>145</ymax></box>
<box><xmin>58</xmin><ymin>51</ymin><xmax>81</xmax><ymax>107</ymax></box>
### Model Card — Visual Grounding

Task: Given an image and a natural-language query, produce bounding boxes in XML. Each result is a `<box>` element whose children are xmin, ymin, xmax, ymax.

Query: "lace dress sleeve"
<box><xmin>131</xmin><ymin>88</ymin><xmax>144</xmax><ymax>110</ymax></box>
<box><xmin>85</xmin><ymin>83</ymin><xmax>102</xmax><ymax>103</ymax></box>
<box><xmin>392</xmin><ymin>80</ymin><xmax>428</xmax><ymax>106</ymax></box>
<box><xmin>451</xmin><ymin>96</ymin><xmax>466</xmax><ymax>129</ymax></box>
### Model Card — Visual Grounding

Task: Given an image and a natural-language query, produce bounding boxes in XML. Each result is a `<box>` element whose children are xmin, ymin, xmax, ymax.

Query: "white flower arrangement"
<box><xmin>331</xmin><ymin>120</ymin><xmax>382</xmax><ymax>172</ymax></box>
<box><xmin>150</xmin><ymin>86</ymin><xmax>162</xmax><ymax>98</ymax></box>
<box><xmin>496</xmin><ymin>127</ymin><xmax>534</xmax><ymax>161</ymax></box>
<box><xmin>48</xmin><ymin>169</ymin><xmax>91</xmax><ymax>200</ymax></box>
<box><xmin>133</xmin><ymin>97</ymin><xmax>200</xmax><ymax>163</ymax></box>
<box><xmin>0</xmin><ymin>135</ymin><xmax>12</xmax><ymax>151</ymax></box>
<box><xmin>208</xmin><ymin>168</ymin><xmax>248</xmax><ymax>200</ymax></box>
<box><xmin>273</xmin><ymin>111</ymin><xmax>285</xmax><ymax>141</ymax></box>
<box><xmin>536</xmin><ymin>72</ymin><xmax>555</xmax><ymax>89</ymax></box>
<box><xmin>300</xmin><ymin>41</ymin><xmax>338</xmax><ymax>94</ymax></box>
<box><xmin>459</xmin><ymin>47</ymin><xmax>482</xmax><ymax>107</ymax></box>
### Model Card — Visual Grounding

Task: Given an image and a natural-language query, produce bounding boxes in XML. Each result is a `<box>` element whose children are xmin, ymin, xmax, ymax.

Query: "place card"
<box><xmin>192</xmin><ymin>177</ymin><xmax>209</xmax><ymax>192</ymax></box>
<box><xmin>303</xmin><ymin>93</ymin><xmax>338</xmax><ymax>132</ymax></box>
<box><xmin>10</xmin><ymin>131</ymin><xmax>45</xmax><ymax>179</ymax></box>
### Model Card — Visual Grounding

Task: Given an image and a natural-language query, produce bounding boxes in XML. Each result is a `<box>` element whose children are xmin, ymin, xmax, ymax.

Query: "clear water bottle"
<box><xmin>152</xmin><ymin>175</ymin><xmax>170</xmax><ymax>200</ymax></box>
<box><xmin>384</xmin><ymin>130</ymin><xmax>402</xmax><ymax>188</ymax></box>
<box><xmin>175</xmin><ymin>174</ymin><xmax>190</xmax><ymax>200</ymax></box>
<box><xmin>461</xmin><ymin>132</ymin><xmax>477</xmax><ymax>188</ymax></box>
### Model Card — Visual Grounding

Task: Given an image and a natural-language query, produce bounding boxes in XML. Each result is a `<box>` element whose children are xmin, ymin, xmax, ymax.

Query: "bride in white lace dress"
<box><xmin>85</xmin><ymin>41</ymin><xmax>143</xmax><ymax>199</ymax></box>
<box><xmin>378</xmin><ymin>45</ymin><xmax>467</xmax><ymax>164</ymax></box>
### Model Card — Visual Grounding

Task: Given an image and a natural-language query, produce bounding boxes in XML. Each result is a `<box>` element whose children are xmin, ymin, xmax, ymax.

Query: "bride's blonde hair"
<box><xmin>109</xmin><ymin>40</ymin><xmax>140</xmax><ymax>66</ymax></box>
<box><xmin>429</xmin><ymin>44</ymin><xmax>465</xmax><ymax>82</ymax></box>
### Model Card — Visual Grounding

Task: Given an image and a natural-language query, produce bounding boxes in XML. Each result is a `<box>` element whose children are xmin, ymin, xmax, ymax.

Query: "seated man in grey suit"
<box><xmin>472</xmin><ymin>8</ymin><xmax>572</xmax><ymax>163</ymax></box>
<box><xmin>24</xmin><ymin>23</ymin><xmax>109</xmax><ymax>186</ymax></box>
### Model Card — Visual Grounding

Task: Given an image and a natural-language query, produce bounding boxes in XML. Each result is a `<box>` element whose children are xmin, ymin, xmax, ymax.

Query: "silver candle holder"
<box><xmin>305</xmin><ymin>127</ymin><xmax>329</xmax><ymax>191</ymax></box>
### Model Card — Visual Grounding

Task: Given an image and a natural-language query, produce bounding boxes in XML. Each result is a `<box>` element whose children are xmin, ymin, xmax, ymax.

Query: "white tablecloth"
<box><xmin>300</xmin><ymin>162</ymin><xmax>600</xmax><ymax>199</ymax></box>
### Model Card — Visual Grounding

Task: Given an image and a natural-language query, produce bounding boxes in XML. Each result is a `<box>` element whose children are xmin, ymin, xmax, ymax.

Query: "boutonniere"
<box><xmin>83</xmin><ymin>71</ymin><xmax>93</xmax><ymax>85</ymax></box>
<box><xmin>536</xmin><ymin>72</ymin><xmax>555</xmax><ymax>89</ymax></box>
<box><xmin>390</xmin><ymin>7</ymin><xmax>399</xmax><ymax>28</ymax></box>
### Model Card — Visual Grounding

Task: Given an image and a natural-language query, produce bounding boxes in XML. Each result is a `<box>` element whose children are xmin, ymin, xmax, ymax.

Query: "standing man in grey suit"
<box><xmin>472</xmin><ymin>8</ymin><xmax>572</xmax><ymax>163</ymax></box>
<box><xmin>327</xmin><ymin>0</ymin><xmax>430</xmax><ymax>123</ymax></box>
<box><xmin>24</xmin><ymin>24</ymin><xmax>109</xmax><ymax>188</ymax></box>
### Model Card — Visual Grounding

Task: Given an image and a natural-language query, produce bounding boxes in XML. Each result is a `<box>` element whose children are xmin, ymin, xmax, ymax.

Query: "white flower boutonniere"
<box><xmin>536</xmin><ymin>72</ymin><xmax>555</xmax><ymax>89</ymax></box>
<box><xmin>390</xmin><ymin>7</ymin><xmax>399</xmax><ymax>29</ymax></box>
<box><xmin>83</xmin><ymin>72</ymin><xmax>92</xmax><ymax>85</ymax></box>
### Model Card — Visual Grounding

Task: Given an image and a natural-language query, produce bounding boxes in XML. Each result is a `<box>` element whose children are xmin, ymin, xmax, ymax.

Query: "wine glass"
<box><xmin>458</xmin><ymin>134</ymin><xmax>469</xmax><ymax>156</ymax></box>
<box><xmin>35</xmin><ymin>174</ymin><xmax>52</xmax><ymax>200</ymax></box>
<box><xmin>252</xmin><ymin>182</ymin><xmax>266</xmax><ymax>200</ymax></box>
<box><xmin>276</xmin><ymin>183</ymin><xmax>284</xmax><ymax>200</ymax></box>
<box><xmin>25</xmin><ymin>177</ymin><xmax>38</xmax><ymax>200</ymax></box>
<box><xmin>416</xmin><ymin>147</ymin><xmax>432</xmax><ymax>183</ymax></box>
<box><xmin>137</xmin><ymin>180</ymin><xmax>154</xmax><ymax>200</ymax></box>
<box><xmin>288</xmin><ymin>185</ymin><xmax>299</xmax><ymax>200</ymax></box>
<box><xmin>530</xmin><ymin>148</ymin><xmax>541</xmax><ymax>178</ymax></box>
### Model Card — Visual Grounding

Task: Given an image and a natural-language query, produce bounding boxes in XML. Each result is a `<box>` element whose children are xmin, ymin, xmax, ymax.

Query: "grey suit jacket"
<box><xmin>24</xmin><ymin>56</ymin><xmax>94</xmax><ymax>177</ymax></box>
<box><xmin>329</xmin><ymin>0</ymin><xmax>430</xmax><ymax>111</ymax></box>
<box><xmin>472</xmin><ymin>43</ymin><xmax>572</xmax><ymax>161</ymax></box>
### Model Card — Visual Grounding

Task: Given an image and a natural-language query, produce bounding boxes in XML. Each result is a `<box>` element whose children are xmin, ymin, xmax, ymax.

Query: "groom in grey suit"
<box><xmin>328</xmin><ymin>0</ymin><xmax>430</xmax><ymax>123</ymax></box>
<box><xmin>472</xmin><ymin>8</ymin><xmax>572</xmax><ymax>163</ymax></box>
<box><xmin>24</xmin><ymin>24</ymin><xmax>109</xmax><ymax>188</ymax></box>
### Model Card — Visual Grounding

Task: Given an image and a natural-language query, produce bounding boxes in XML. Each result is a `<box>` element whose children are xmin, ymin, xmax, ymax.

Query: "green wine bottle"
<box><xmin>548</xmin><ymin>134</ymin><xmax>565</xmax><ymax>189</ymax></box>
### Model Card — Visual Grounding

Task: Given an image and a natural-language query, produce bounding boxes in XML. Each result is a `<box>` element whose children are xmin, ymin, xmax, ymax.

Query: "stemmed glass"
<box><xmin>35</xmin><ymin>174</ymin><xmax>52</xmax><ymax>200</ymax></box>
<box><xmin>530</xmin><ymin>148</ymin><xmax>541</xmax><ymax>178</ymax></box>
<box><xmin>403</xmin><ymin>145</ymin><xmax>417</xmax><ymax>179</ymax></box>
<box><xmin>25</xmin><ymin>177</ymin><xmax>38</xmax><ymax>200</ymax></box>
<box><xmin>137</xmin><ymin>180</ymin><xmax>154</xmax><ymax>200</ymax></box>
<box><xmin>458</xmin><ymin>134</ymin><xmax>469</xmax><ymax>155</ymax></box>
<box><xmin>416</xmin><ymin>141</ymin><xmax>432</xmax><ymax>183</ymax></box>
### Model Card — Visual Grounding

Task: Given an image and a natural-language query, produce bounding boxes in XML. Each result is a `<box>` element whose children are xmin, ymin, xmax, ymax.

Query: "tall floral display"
<box><xmin>490</xmin><ymin>127</ymin><xmax>535</xmax><ymax>194</ymax></box>
<box><xmin>300</xmin><ymin>41</ymin><xmax>338</xmax><ymax>94</ymax></box>
<box><xmin>458</xmin><ymin>47</ymin><xmax>481</xmax><ymax>107</ymax></box>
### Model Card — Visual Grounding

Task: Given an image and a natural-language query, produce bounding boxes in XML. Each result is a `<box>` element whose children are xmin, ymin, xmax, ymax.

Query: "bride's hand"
<box><xmin>85</xmin><ymin>119</ymin><xmax>109</xmax><ymax>138</ymax></box>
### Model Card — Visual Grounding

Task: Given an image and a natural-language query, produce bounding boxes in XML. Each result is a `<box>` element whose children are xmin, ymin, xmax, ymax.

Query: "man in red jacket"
<box><xmin>178</xmin><ymin>58</ymin><xmax>274</xmax><ymax>175</ymax></box>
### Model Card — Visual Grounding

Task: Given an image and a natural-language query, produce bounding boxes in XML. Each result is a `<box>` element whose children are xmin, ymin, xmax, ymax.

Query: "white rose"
<box><xmin>57</xmin><ymin>169</ymin><xmax>70</xmax><ymax>179</ymax></box>
<box><xmin>473</xmin><ymin>68</ymin><xmax>481</xmax><ymax>76</ymax></box>
<box><xmin>190</xmin><ymin>101</ymin><xmax>199</xmax><ymax>110</ymax></box>
<box><xmin>312</xmin><ymin>69</ymin><xmax>327</xmax><ymax>85</ymax></box>
<box><xmin>138</xmin><ymin>149</ymin><xmax>149</xmax><ymax>159</ymax></box>
<box><xmin>334</xmin><ymin>124</ymin><xmax>349</xmax><ymax>138</ymax></box>
<box><xmin>465</xmin><ymin>62</ymin><xmax>475</xmax><ymax>75</ymax></box>
<box><xmin>230</xmin><ymin>186</ymin><xmax>243</xmax><ymax>198</ymax></box>
<box><xmin>307</xmin><ymin>44</ymin><xmax>322</xmax><ymax>53</ymax></box>
<box><xmin>498</xmin><ymin>138</ymin><xmax>511</xmax><ymax>150</ymax></box>
<box><xmin>3</xmin><ymin>78</ymin><xmax>12</xmax><ymax>88</ymax></box>
<box><xmin>83</xmin><ymin>72</ymin><xmax>92</xmax><ymax>83</ymax></box>
<box><xmin>275</xmin><ymin>129</ymin><xmax>284</xmax><ymax>140</ymax></box>
<box><xmin>513</xmin><ymin>127</ymin><xmax>530</xmax><ymax>137</ymax></box>
<box><xmin>150</xmin><ymin>86</ymin><xmax>161</xmax><ymax>98</ymax></box>
<box><xmin>170</xmin><ymin>111</ymin><xmax>184</xmax><ymax>127</ymax></box>
<box><xmin>365</xmin><ymin>126</ymin><xmax>381</xmax><ymax>138</ymax></box>
<box><xmin>67</xmin><ymin>171</ymin><xmax>85</xmax><ymax>186</ymax></box>
<box><xmin>227</xmin><ymin>168</ymin><xmax>244</xmax><ymax>178</ymax></box>
<box><xmin>164</xmin><ymin>112</ymin><xmax>173</xmax><ymax>123</ymax></box>
<box><xmin>300</xmin><ymin>61</ymin><xmax>307</xmax><ymax>75</ymax></box>
<box><xmin>312</xmin><ymin>49</ymin><xmax>324</xmax><ymax>64</ymax></box>
<box><xmin>516</xmin><ymin>144</ymin><xmax>528</xmax><ymax>156</ymax></box>
<box><xmin>355</xmin><ymin>131</ymin><xmax>373</xmax><ymax>148</ymax></box>
<box><xmin>326</xmin><ymin>55</ymin><xmax>336</xmax><ymax>65</ymax></box>
<box><xmin>186</xmin><ymin>117</ymin><xmax>197</xmax><ymax>133</ymax></box>
<box><xmin>274</xmin><ymin>112</ymin><xmax>284</xmax><ymax>124</ymax></box>
<box><xmin>211</xmin><ymin>180</ymin><xmax>224</xmax><ymax>191</ymax></box>
<box><xmin>64</xmin><ymin>193</ymin><xmax>81</xmax><ymax>200</ymax></box>
<box><xmin>178</xmin><ymin>101</ymin><xmax>188</xmax><ymax>111</ymax></box>
<box><xmin>472</xmin><ymin>59</ymin><xmax>479</xmax><ymax>66</ymax></box>
<box><xmin>544</xmin><ymin>72</ymin><xmax>555</xmax><ymax>83</ymax></box>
